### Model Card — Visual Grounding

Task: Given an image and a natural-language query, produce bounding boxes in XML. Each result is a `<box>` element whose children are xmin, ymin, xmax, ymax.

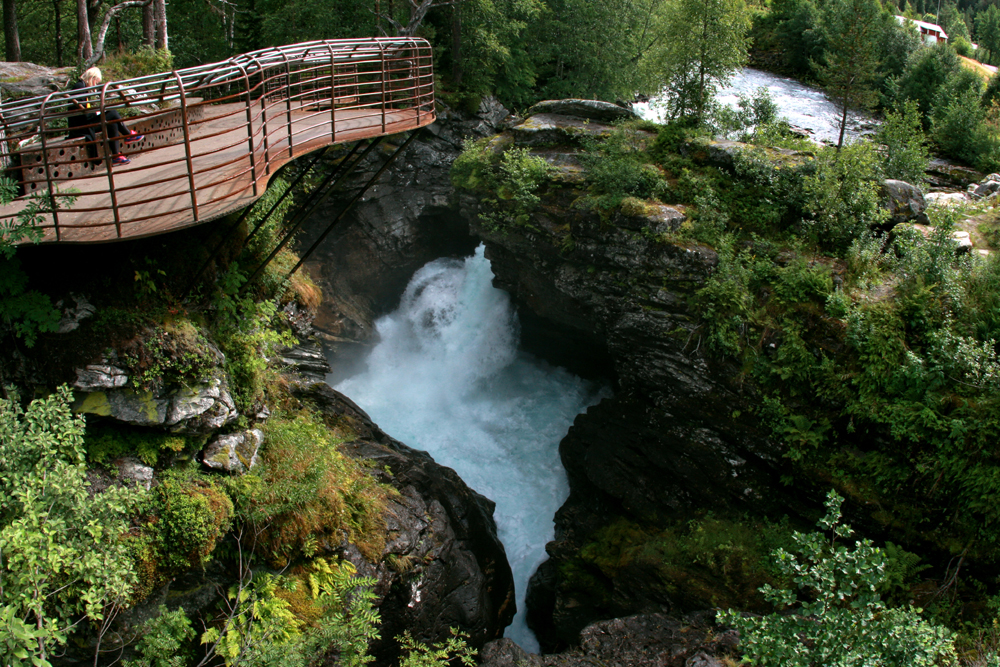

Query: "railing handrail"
<box><xmin>0</xmin><ymin>37</ymin><xmax>431</xmax><ymax>134</ymax></box>
<box><xmin>0</xmin><ymin>38</ymin><xmax>436</xmax><ymax>244</ymax></box>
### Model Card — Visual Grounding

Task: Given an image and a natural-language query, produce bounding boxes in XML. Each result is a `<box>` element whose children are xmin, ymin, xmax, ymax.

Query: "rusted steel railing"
<box><xmin>0</xmin><ymin>38</ymin><xmax>436</xmax><ymax>244</ymax></box>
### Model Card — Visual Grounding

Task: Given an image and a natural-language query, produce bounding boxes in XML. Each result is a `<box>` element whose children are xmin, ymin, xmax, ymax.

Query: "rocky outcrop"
<box><xmin>295</xmin><ymin>98</ymin><xmax>509</xmax><ymax>344</ymax></box>
<box><xmin>524</xmin><ymin>99</ymin><xmax>637</xmax><ymax>123</ymax></box>
<box><xmin>73</xmin><ymin>373</ymin><xmax>238</xmax><ymax>433</ymax></box>
<box><xmin>881</xmin><ymin>179</ymin><xmax>929</xmax><ymax>225</ymax></box>
<box><xmin>201</xmin><ymin>429</ymin><xmax>263</xmax><ymax>473</ymax></box>
<box><xmin>457</xmin><ymin>110</ymin><xmax>797</xmax><ymax>650</ymax></box>
<box><xmin>479</xmin><ymin>613</ymin><xmax>738</xmax><ymax>667</ymax></box>
<box><xmin>292</xmin><ymin>382</ymin><xmax>515</xmax><ymax>665</ymax></box>
<box><xmin>0</xmin><ymin>62</ymin><xmax>72</xmax><ymax>98</ymax></box>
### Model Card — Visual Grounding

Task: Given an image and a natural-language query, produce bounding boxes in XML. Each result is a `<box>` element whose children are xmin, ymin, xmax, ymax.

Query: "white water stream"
<box><xmin>634</xmin><ymin>67</ymin><xmax>877</xmax><ymax>145</ymax></box>
<box><xmin>330</xmin><ymin>245</ymin><xmax>610</xmax><ymax>651</ymax></box>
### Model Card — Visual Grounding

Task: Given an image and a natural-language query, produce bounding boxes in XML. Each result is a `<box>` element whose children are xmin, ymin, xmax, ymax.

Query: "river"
<box><xmin>329</xmin><ymin>245</ymin><xmax>610</xmax><ymax>652</ymax></box>
<box><xmin>633</xmin><ymin>67</ymin><xmax>877</xmax><ymax>145</ymax></box>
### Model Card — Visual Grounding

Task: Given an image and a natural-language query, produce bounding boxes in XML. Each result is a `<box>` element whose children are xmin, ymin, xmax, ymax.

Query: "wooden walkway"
<box><xmin>0</xmin><ymin>39</ymin><xmax>436</xmax><ymax>244</ymax></box>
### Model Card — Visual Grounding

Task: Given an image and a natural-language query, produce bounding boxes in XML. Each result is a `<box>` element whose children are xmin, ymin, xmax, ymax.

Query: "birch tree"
<box><xmin>656</xmin><ymin>0</ymin><xmax>752</xmax><ymax>125</ymax></box>
<box><xmin>814</xmin><ymin>0</ymin><xmax>882</xmax><ymax>149</ymax></box>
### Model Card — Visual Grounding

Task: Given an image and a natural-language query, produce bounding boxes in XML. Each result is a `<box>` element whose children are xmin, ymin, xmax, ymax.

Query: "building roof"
<box><xmin>895</xmin><ymin>15</ymin><xmax>949</xmax><ymax>40</ymax></box>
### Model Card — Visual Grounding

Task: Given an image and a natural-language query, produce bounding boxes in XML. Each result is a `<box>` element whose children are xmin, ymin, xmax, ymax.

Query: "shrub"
<box><xmin>718</xmin><ymin>490</ymin><xmax>958</xmax><ymax>666</ymax></box>
<box><xmin>84</xmin><ymin>423</ymin><xmax>197</xmax><ymax>466</ymax></box>
<box><xmin>149</xmin><ymin>471</ymin><xmax>234</xmax><ymax>572</ymax></box>
<box><xmin>877</xmin><ymin>99</ymin><xmax>929</xmax><ymax>188</ymax></box>
<box><xmin>801</xmin><ymin>141</ymin><xmax>889</xmax><ymax>252</ymax></box>
<box><xmin>224</xmin><ymin>412</ymin><xmax>391</xmax><ymax>565</ymax></box>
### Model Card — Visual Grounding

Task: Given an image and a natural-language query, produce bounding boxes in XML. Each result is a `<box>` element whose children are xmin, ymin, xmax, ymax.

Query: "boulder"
<box><xmin>74</xmin><ymin>374</ymin><xmax>238</xmax><ymax>433</ymax></box>
<box><xmin>478</xmin><ymin>613</ymin><xmax>738</xmax><ymax>667</ymax></box>
<box><xmin>510</xmin><ymin>113</ymin><xmax>617</xmax><ymax>147</ymax></box>
<box><xmin>925</xmin><ymin>191</ymin><xmax>968</xmax><ymax>207</ymax></box>
<box><xmin>881</xmin><ymin>179</ymin><xmax>929</xmax><ymax>225</ymax></box>
<box><xmin>293</xmin><ymin>382</ymin><xmax>516</xmax><ymax>666</ymax></box>
<box><xmin>972</xmin><ymin>179</ymin><xmax>1000</xmax><ymax>198</ymax></box>
<box><xmin>524</xmin><ymin>99</ymin><xmax>637</xmax><ymax>123</ymax></box>
<box><xmin>73</xmin><ymin>364</ymin><xmax>129</xmax><ymax>390</ymax></box>
<box><xmin>56</xmin><ymin>294</ymin><xmax>96</xmax><ymax>334</ymax></box>
<box><xmin>201</xmin><ymin>429</ymin><xmax>263</xmax><ymax>473</ymax></box>
<box><xmin>114</xmin><ymin>456</ymin><xmax>155</xmax><ymax>490</ymax></box>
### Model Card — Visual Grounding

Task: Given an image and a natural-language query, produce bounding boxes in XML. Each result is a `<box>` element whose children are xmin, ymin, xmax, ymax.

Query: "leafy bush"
<box><xmin>224</xmin><ymin>412</ymin><xmax>391</xmax><ymax>565</ymax></box>
<box><xmin>877</xmin><ymin>99</ymin><xmax>929</xmax><ymax>188</ymax></box>
<box><xmin>84</xmin><ymin>422</ymin><xmax>197</xmax><ymax>466</ymax></box>
<box><xmin>452</xmin><ymin>138</ymin><xmax>552</xmax><ymax>232</ymax></box>
<box><xmin>578</xmin><ymin>123</ymin><xmax>667</xmax><ymax>208</ymax></box>
<box><xmin>801</xmin><ymin>141</ymin><xmax>888</xmax><ymax>252</ymax></box>
<box><xmin>719</xmin><ymin>491</ymin><xmax>958</xmax><ymax>666</ymax></box>
<box><xmin>0</xmin><ymin>386</ymin><xmax>140</xmax><ymax>666</ymax></box>
<box><xmin>146</xmin><ymin>471</ymin><xmax>233</xmax><ymax>572</ymax></box>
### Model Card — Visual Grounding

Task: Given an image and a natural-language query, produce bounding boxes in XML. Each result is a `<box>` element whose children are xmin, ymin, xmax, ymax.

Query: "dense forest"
<box><xmin>10</xmin><ymin>0</ymin><xmax>1000</xmax><ymax>665</ymax></box>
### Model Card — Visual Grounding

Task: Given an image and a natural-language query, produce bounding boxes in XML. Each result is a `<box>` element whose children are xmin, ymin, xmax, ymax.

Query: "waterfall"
<box><xmin>331</xmin><ymin>245</ymin><xmax>610</xmax><ymax>651</ymax></box>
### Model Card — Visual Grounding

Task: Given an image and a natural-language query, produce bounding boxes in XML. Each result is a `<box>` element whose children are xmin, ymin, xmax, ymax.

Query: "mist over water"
<box><xmin>330</xmin><ymin>245</ymin><xmax>610</xmax><ymax>652</ymax></box>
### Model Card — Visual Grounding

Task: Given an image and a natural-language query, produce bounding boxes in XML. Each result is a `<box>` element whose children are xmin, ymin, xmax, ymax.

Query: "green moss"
<box><xmin>84</xmin><ymin>422</ymin><xmax>200</xmax><ymax>466</ymax></box>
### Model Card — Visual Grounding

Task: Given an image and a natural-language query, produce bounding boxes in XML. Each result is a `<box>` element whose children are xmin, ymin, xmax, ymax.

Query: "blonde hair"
<box><xmin>83</xmin><ymin>67</ymin><xmax>103</xmax><ymax>85</ymax></box>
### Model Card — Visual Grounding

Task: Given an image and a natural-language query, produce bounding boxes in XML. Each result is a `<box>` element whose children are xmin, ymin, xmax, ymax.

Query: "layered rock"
<box><xmin>295</xmin><ymin>97</ymin><xmax>510</xmax><ymax>343</ymax></box>
<box><xmin>456</xmin><ymin>111</ymin><xmax>799</xmax><ymax>650</ymax></box>
<box><xmin>291</xmin><ymin>382</ymin><xmax>515</xmax><ymax>664</ymax></box>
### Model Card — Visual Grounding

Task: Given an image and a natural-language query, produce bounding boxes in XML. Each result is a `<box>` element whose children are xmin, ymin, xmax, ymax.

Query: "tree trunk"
<box><xmin>78</xmin><ymin>0</ymin><xmax>93</xmax><ymax>61</ymax></box>
<box><xmin>3</xmin><ymin>0</ymin><xmax>22</xmax><ymax>62</ymax></box>
<box><xmin>142</xmin><ymin>1</ymin><xmax>154</xmax><ymax>47</ymax></box>
<box><xmin>153</xmin><ymin>0</ymin><xmax>167</xmax><ymax>49</ymax></box>
<box><xmin>54</xmin><ymin>0</ymin><xmax>64</xmax><ymax>65</ymax></box>
<box><xmin>451</xmin><ymin>4</ymin><xmax>462</xmax><ymax>84</ymax></box>
<box><xmin>837</xmin><ymin>86</ymin><xmax>851</xmax><ymax>151</ymax></box>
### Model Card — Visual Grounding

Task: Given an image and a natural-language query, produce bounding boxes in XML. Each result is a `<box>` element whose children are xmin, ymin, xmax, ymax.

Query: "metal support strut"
<box><xmin>242</xmin><ymin>134</ymin><xmax>393</xmax><ymax>289</ymax></box>
<box><xmin>286</xmin><ymin>130</ymin><xmax>420</xmax><ymax>279</ymax></box>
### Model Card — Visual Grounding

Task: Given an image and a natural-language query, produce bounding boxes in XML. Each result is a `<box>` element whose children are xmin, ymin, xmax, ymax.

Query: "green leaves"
<box><xmin>0</xmin><ymin>387</ymin><xmax>141</xmax><ymax>665</ymax></box>
<box><xmin>719</xmin><ymin>491</ymin><xmax>959</xmax><ymax>666</ymax></box>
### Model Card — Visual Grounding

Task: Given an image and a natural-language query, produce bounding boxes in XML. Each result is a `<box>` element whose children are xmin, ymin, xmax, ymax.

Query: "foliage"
<box><xmin>146</xmin><ymin>470</ymin><xmax>234</xmax><ymax>572</ymax></box>
<box><xmin>801</xmin><ymin>141</ymin><xmax>889</xmax><ymax>252</ymax></box>
<box><xmin>0</xmin><ymin>177</ymin><xmax>73</xmax><ymax>349</ymax></box>
<box><xmin>224</xmin><ymin>411</ymin><xmax>390</xmax><ymax>565</ymax></box>
<box><xmin>653</xmin><ymin>0</ymin><xmax>752</xmax><ymax>125</ymax></box>
<box><xmin>876</xmin><ymin>99</ymin><xmax>929</xmax><ymax>189</ymax></box>
<box><xmin>578</xmin><ymin>123</ymin><xmax>666</xmax><ymax>209</ymax></box>
<box><xmin>209</xmin><ymin>265</ymin><xmax>295</xmax><ymax>413</ymax></box>
<box><xmin>100</xmin><ymin>48</ymin><xmax>175</xmax><ymax>84</ymax></box>
<box><xmin>84</xmin><ymin>421</ymin><xmax>204</xmax><ymax>468</ymax></box>
<box><xmin>452</xmin><ymin>139</ymin><xmax>552</xmax><ymax>233</ymax></box>
<box><xmin>813</xmin><ymin>0</ymin><xmax>883</xmax><ymax>149</ymax></box>
<box><xmin>119</xmin><ymin>318</ymin><xmax>220</xmax><ymax>392</ymax></box>
<box><xmin>123</xmin><ymin>606</ymin><xmax>196</xmax><ymax>667</ymax></box>
<box><xmin>398</xmin><ymin>629</ymin><xmax>477</xmax><ymax>667</ymax></box>
<box><xmin>0</xmin><ymin>386</ymin><xmax>140</xmax><ymax>665</ymax></box>
<box><xmin>719</xmin><ymin>491</ymin><xmax>958</xmax><ymax>666</ymax></box>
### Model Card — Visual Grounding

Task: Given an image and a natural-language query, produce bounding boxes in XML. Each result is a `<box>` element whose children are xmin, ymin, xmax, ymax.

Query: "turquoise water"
<box><xmin>332</xmin><ymin>245</ymin><xmax>610</xmax><ymax>651</ymax></box>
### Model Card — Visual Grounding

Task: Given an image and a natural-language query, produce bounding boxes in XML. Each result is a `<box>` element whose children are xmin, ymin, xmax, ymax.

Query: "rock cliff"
<box><xmin>456</xmin><ymin>107</ymin><xmax>798</xmax><ymax>650</ymax></box>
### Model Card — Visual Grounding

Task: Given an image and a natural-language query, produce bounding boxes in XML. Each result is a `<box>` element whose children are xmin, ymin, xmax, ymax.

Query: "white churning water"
<box><xmin>634</xmin><ymin>67</ymin><xmax>877</xmax><ymax>145</ymax></box>
<box><xmin>331</xmin><ymin>245</ymin><xmax>610</xmax><ymax>652</ymax></box>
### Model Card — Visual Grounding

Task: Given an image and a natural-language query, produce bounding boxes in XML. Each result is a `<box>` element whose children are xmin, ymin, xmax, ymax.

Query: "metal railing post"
<box><xmin>328</xmin><ymin>43</ymin><xmax>337</xmax><ymax>143</ymax></box>
<box><xmin>282</xmin><ymin>51</ymin><xmax>293</xmax><ymax>158</ymax></box>
<box><xmin>97</xmin><ymin>83</ymin><xmax>124</xmax><ymax>238</ymax></box>
<box><xmin>380</xmin><ymin>41</ymin><xmax>387</xmax><ymax>134</ymax></box>
<box><xmin>36</xmin><ymin>93</ymin><xmax>61</xmax><ymax>240</ymax></box>
<box><xmin>252</xmin><ymin>56</ymin><xmax>273</xmax><ymax>176</ymax></box>
<box><xmin>234</xmin><ymin>60</ymin><xmax>260</xmax><ymax>196</ymax></box>
<box><xmin>174</xmin><ymin>72</ymin><xmax>200</xmax><ymax>222</ymax></box>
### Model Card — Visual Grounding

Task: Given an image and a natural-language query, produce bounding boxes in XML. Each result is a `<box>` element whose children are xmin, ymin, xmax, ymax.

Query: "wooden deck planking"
<box><xmin>7</xmin><ymin>103</ymin><xmax>434</xmax><ymax>244</ymax></box>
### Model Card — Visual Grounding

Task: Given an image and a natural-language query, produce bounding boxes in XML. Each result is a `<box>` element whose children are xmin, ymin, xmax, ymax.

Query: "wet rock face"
<box><xmin>459</xmin><ymin>111</ymin><xmax>794</xmax><ymax>649</ymax></box>
<box><xmin>296</xmin><ymin>98</ymin><xmax>509</xmax><ymax>343</ymax></box>
<box><xmin>479</xmin><ymin>613</ymin><xmax>738</xmax><ymax>667</ymax></box>
<box><xmin>292</xmin><ymin>382</ymin><xmax>515</xmax><ymax>666</ymax></box>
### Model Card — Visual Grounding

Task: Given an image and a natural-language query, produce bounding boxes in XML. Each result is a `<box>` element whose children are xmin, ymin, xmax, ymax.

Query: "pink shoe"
<box><xmin>124</xmin><ymin>130</ymin><xmax>144</xmax><ymax>144</ymax></box>
<box><xmin>112</xmin><ymin>155</ymin><xmax>130</xmax><ymax>165</ymax></box>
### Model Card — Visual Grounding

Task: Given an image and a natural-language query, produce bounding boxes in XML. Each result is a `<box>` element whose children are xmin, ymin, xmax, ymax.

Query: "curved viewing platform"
<box><xmin>0</xmin><ymin>38</ymin><xmax>436</xmax><ymax>244</ymax></box>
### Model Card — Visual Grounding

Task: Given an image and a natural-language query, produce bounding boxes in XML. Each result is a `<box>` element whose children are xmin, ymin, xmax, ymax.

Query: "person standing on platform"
<box><xmin>67</xmin><ymin>67</ymin><xmax>144</xmax><ymax>166</ymax></box>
